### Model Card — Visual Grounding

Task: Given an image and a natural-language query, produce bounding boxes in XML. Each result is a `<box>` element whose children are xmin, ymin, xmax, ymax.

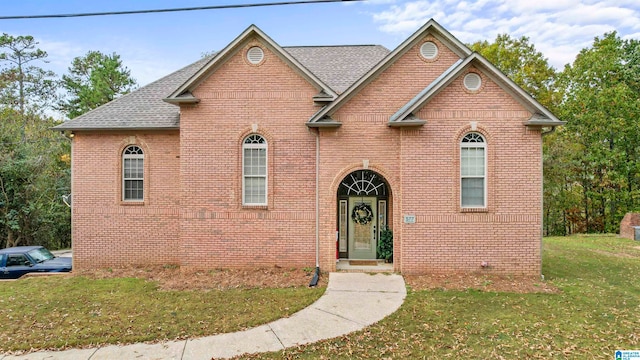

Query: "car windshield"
<box><xmin>27</xmin><ymin>248</ymin><xmax>55</xmax><ymax>263</ymax></box>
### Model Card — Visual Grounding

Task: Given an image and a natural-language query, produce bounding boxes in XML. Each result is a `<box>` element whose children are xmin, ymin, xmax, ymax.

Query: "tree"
<box><xmin>0</xmin><ymin>34</ymin><xmax>70</xmax><ymax>249</ymax></box>
<box><xmin>0</xmin><ymin>34</ymin><xmax>58</xmax><ymax>133</ymax></box>
<box><xmin>0</xmin><ymin>109</ymin><xmax>71</xmax><ymax>249</ymax></box>
<box><xmin>469</xmin><ymin>34</ymin><xmax>558</xmax><ymax>108</ymax></box>
<box><xmin>58</xmin><ymin>51</ymin><xmax>137</xmax><ymax>119</ymax></box>
<box><xmin>558</xmin><ymin>32</ymin><xmax>640</xmax><ymax>233</ymax></box>
<box><xmin>470</xmin><ymin>34</ymin><xmax>573</xmax><ymax>235</ymax></box>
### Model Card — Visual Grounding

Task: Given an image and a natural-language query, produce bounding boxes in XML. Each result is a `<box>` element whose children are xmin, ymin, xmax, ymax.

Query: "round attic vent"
<box><xmin>420</xmin><ymin>41</ymin><xmax>438</xmax><ymax>60</ymax></box>
<box><xmin>463</xmin><ymin>73</ymin><xmax>482</xmax><ymax>91</ymax></box>
<box><xmin>247</xmin><ymin>46</ymin><xmax>264</xmax><ymax>64</ymax></box>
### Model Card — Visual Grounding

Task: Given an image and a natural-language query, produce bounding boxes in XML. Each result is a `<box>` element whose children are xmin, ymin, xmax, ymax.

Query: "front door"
<box><xmin>348</xmin><ymin>197</ymin><xmax>377</xmax><ymax>259</ymax></box>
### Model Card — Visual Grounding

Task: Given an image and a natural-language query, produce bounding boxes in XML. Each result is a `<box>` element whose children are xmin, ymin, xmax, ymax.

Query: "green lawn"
<box><xmin>0</xmin><ymin>274</ymin><xmax>324</xmax><ymax>352</ymax></box>
<box><xmin>1</xmin><ymin>236</ymin><xmax>638</xmax><ymax>358</ymax></box>
<box><xmin>246</xmin><ymin>235</ymin><xmax>640</xmax><ymax>359</ymax></box>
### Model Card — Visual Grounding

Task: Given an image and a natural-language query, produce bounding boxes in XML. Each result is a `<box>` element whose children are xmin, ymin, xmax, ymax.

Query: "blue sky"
<box><xmin>2</xmin><ymin>0</ymin><xmax>639</xmax><ymax>87</ymax></box>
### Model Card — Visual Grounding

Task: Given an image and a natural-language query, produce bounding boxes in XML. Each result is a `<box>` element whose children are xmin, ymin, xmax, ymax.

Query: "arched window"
<box><xmin>123</xmin><ymin>145</ymin><xmax>144</xmax><ymax>201</ymax></box>
<box><xmin>460</xmin><ymin>133</ymin><xmax>486</xmax><ymax>207</ymax></box>
<box><xmin>242</xmin><ymin>135</ymin><xmax>267</xmax><ymax>205</ymax></box>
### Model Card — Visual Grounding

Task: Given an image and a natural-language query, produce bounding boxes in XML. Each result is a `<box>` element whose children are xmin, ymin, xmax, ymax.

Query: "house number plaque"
<box><xmin>403</xmin><ymin>215</ymin><xmax>416</xmax><ymax>224</ymax></box>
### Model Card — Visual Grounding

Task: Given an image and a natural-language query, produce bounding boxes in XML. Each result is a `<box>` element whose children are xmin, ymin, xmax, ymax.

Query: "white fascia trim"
<box><xmin>389</xmin><ymin>58</ymin><xmax>467</xmax><ymax>123</ymax></box>
<box><xmin>470</xmin><ymin>54</ymin><xmax>563</xmax><ymax>124</ymax></box>
<box><xmin>391</xmin><ymin>53</ymin><xmax>565</xmax><ymax>127</ymax></box>
<box><xmin>167</xmin><ymin>25</ymin><xmax>337</xmax><ymax>101</ymax></box>
<box><xmin>308</xmin><ymin>19</ymin><xmax>473</xmax><ymax>124</ymax></box>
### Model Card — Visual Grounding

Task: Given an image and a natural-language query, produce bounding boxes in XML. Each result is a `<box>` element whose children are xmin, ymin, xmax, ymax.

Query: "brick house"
<box><xmin>54</xmin><ymin>20</ymin><xmax>564</xmax><ymax>275</ymax></box>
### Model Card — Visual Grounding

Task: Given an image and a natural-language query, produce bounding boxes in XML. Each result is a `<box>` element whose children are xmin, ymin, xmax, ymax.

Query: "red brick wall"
<box><xmin>71</xmin><ymin>131</ymin><xmax>181</xmax><ymax>269</ymax></box>
<box><xmin>620</xmin><ymin>213</ymin><xmax>640</xmax><ymax>240</ymax></box>
<box><xmin>71</xmin><ymin>32</ymin><xmax>545</xmax><ymax>276</ymax></box>
<box><xmin>317</xmin><ymin>44</ymin><xmax>543</xmax><ymax>275</ymax></box>
<box><xmin>398</xmin><ymin>67</ymin><xmax>542</xmax><ymax>275</ymax></box>
<box><xmin>178</xmin><ymin>37</ymin><xmax>318</xmax><ymax>269</ymax></box>
<box><xmin>317</xmin><ymin>36</ymin><xmax>464</xmax><ymax>272</ymax></box>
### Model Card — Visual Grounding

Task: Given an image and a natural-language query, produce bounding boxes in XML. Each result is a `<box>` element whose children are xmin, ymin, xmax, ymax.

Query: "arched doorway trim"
<box><xmin>335</xmin><ymin>168</ymin><xmax>391</xmax><ymax>260</ymax></box>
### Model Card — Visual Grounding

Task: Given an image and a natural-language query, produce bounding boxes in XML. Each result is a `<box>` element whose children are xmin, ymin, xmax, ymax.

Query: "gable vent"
<box><xmin>463</xmin><ymin>73</ymin><xmax>482</xmax><ymax>91</ymax></box>
<box><xmin>247</xmin><ymin>46</ymin><xmax>264</xmax><ymax>64</ymax></box>
<box><xmin>420</xmin><ymin>41</ymin><xmax>438</xmax><ymax>60</ymax></box>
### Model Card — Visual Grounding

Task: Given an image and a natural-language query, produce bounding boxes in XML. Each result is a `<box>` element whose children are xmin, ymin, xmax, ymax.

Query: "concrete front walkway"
<box><xmin>3</xmin><ymin>273</ymin><xmax>406</xmax><ymax>360</ymax></box>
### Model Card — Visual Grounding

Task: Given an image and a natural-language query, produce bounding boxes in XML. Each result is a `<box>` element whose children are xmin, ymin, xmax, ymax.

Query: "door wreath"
<box><xmin>352</xmin><ymin>203</ymin><xmax>373</xmax><ymax>225</ymax></box>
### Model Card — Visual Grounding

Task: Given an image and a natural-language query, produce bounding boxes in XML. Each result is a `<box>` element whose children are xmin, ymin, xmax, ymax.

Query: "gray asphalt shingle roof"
<box><xmin>285</xmin><ymin>45</ymin><xmax>390</xmax><ymax>94</ymax></box>
<box><xmin>53</xmin><ymin>45</ymin><xmax>390</xmax><ymax>131</ymax></box>
<box><xmin>54</xmin><ymin>55</ymin><xmax>213</xmax><ymax>131</ymax></box>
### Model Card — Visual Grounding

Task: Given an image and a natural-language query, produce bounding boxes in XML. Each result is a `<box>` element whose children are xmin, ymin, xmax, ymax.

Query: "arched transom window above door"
<box><xmin>338</xmin><ymin>170</ymin><xmax>388</xmax><ymax>196</ymax></box>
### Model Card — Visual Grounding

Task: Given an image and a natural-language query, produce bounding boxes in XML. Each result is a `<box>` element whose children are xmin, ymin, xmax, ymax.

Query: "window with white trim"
<box><xmin>243</xmin><ymin>134</ymin><xmax>267</xmax><ymax>205</ymax></box>
<box><xmin>123</xmin><ymin>145</ymin><xmax>144</xmax><ymax>201</ymax></box>
<box><xmin>460</xmin><ymin>133</ymin><xmax>486</xmax><ymax>207</ymax></box>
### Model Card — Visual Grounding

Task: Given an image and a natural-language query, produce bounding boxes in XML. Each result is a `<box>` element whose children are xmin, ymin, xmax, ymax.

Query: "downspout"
<box><xmin>70</xmin><ymin>135</ymin><xmax>74</xmax><ymax>272</ymax></box>
<box><xmin>309</xmin><ymin>128</ymin><xmax>320</xmax><ymax>287</ymax></box>
<box><xmin>61</xmin><ymin>131</ymin><xmax>74</xmax><ymax>271</ymax></box>
<box><xmin>541</xmin><ymin>126</ymin><xmax>556</xmax><ymax>137</ymax></box>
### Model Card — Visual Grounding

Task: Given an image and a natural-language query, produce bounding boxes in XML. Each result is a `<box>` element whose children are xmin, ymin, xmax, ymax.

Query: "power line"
<box><xmin>0</xmin><ymin>0</ymin><xmax>364</xmax><ymax>20</ymax></box>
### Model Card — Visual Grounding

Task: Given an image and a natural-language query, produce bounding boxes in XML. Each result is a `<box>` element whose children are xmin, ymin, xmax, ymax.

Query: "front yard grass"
<box><xmin>246</xmin><ymin>235</ymin><xmax>640</xmax><ymax>359</ymax></box>
<box><xmin>0</xmin><ymin>269</ymin><xmax>324</xmax><ymax>353</ymax></box>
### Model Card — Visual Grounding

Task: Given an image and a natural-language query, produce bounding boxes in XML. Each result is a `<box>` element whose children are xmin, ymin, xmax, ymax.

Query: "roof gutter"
<box><xmin>387</xmin><ymin>119</ymin><xmax>427</xmax><ymax>127</ymax></box>
<box><xmin>306</xmin><ymin>121</ymin><xmax>342</xmax><ymax>128</ymax></box>
<box><xmin>163</xmin><ymin>98</ymin><xmax>200</xmax><ymax>105</ymax></box>
<box><xmin>50</xmin><ymin>126</ymin><xmax>180</xmax><ymax>132</ymax></box>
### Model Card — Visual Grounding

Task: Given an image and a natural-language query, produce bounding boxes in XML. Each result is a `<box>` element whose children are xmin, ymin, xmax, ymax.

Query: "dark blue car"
<box><xmin>0</xmin><ymin>246</ymin><xmax>72</xmax><ymax>279</ymax></box>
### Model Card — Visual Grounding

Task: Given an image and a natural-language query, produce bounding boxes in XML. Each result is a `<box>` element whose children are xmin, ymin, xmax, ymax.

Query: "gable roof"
<box><xmin>53</xmin><ymin>55</ymin><xmax>212</xmax><ymax>131</ymax></box>
<box><xmin>165</xmin><ymin>25</ymin><xmax>339</xmax><ymax>104</ymax></box>
<box><xmin>53</xmin><ymin>27</ymin><xmax>389</xmax><ymax>131</ymax></box>
<box><xmin>307</xmin><ymin>18</ymin><xmax>472</xmax><ymax>126</ymax></box>
<box><xmin>54</xmin><ymin>20</ymin><xmax>562</xmax><ymax>132</ymax></box>
<box><xmin>389</xmin><ymin>53</ymin><xmax>565</xmax><ymax>127</ymax></box>
<box><xmin>54</xmin><ymin>29</ymin><xmax>390</xmax><ymax>131</ymax></box>
<box><xmin>285</xmin><ymin>45</ymin><xmax>390</xmax><ymax>94</ymax></box>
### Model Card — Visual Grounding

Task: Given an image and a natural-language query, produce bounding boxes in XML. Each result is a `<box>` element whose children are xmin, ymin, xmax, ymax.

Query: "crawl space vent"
<box><xmin>420</xmin><ymin>41</ymin><xmax>438</xmax><ymax>60</ymax></box>
<box><xmin>247</xmin><ymin>46</ymin><xmax>264</xmax><ymax>64</ymax></box>
<box><xmin>464</xmin><ymin>73</ymin><xmax>482</xmax><ymax>91</ymax></box>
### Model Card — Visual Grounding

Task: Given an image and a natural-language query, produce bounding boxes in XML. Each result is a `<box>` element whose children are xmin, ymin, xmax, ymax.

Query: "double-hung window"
<box><xmin>460</xmin><ymin>133</ymin><xmax>486</xmax><ymax>208</ymax></box>
<box><xmin>242</xmin><ymin>135</ymin><xmax>267</xmax><ymax>206</ymax></box>
<box><xmin>123</xmin><ymin>145</ymin><xmax>144</xmax><ymax>201</ymax></box>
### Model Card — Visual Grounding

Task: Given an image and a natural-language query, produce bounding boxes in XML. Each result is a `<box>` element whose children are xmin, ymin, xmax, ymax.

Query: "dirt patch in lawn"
<box><xmin>405</xmin><ymin>273</ymin><xmax>559</xmax><ymax>294</ymax></box>
<box><xmin>73</xmin><ymin>266</ymin><xmax>327</xmax><ymax>291</ymax></box>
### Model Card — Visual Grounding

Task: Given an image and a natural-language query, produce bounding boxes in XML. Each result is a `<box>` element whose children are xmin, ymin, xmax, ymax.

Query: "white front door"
<box><xmin>348</xmin><ymin>197</ymin><xmax>377</xmax><ymax>259</ymax></box>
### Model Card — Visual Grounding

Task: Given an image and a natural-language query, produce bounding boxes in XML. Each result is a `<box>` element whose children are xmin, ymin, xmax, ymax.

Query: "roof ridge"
<box><xmin>284</xmin><ymin>44</ymin><xmax>384</xmax><ymax>48</ymax></box>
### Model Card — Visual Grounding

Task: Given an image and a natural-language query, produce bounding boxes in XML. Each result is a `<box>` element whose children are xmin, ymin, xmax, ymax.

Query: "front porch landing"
<box><xmin>335</xmin><ymin>259</ymin><xmax>394</xmax><ymax>273</ymax></box>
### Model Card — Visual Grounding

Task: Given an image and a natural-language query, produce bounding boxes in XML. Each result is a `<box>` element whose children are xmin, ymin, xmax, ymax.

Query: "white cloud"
<box><xmin>38</xmin><ymin>39</ymin><xmax>85</xmax><ymax>76</ymax></box>
<box><xmin>623</xmin><ymin>32</ymin><xmax>640</xmax><ymax>40</ymax></box>
<box><xmin>496</xmin><ymin>0</ymin><xmax>580</xmax><ymax>13</ymax></box>
<box><xmin>373</xmin><ymin>1</ymin><xmax>446</xmax><ymax>33</ymax></box>
<box><xmin>369</xmin><ymin>0</ymin><xmax>640</xmax><ymax>68</ymax></box>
